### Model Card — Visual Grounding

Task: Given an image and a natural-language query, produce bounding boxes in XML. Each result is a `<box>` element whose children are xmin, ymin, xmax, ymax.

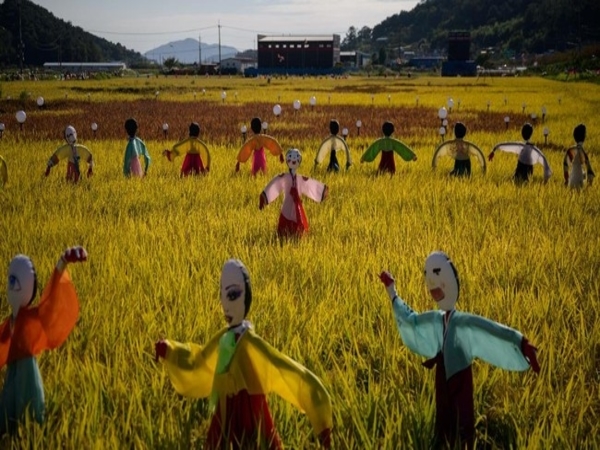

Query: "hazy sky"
<box><xmin>28</xmin><ymin>0</ymin><xmax>419</xmax><ymax>54</ymax></box>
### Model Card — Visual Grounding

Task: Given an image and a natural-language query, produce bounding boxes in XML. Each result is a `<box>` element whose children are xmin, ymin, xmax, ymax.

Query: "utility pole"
<box><xmin>199</xmin><ymin>33</ymin><xmax>202</xmax><ymax>66</ymax></box>
<box><xmin>18</xmin><ymin>0</ymin><xmax>24</xmax><ymax>77</ymax></box>
<box><xmin>218</xmin><ymin>21</ymin><xmax>222</xmax><ymax>75</ymax></box>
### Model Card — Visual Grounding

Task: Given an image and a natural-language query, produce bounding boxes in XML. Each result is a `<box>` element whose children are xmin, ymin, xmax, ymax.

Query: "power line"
<box><xmin>87</xmin><ymin>25</ymin><xmax>217</xmax><ymax>36</ymax></box>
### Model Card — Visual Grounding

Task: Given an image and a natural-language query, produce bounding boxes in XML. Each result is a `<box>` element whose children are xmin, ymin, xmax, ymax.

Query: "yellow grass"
<box><xmin>0</xmin><ymin>76</ymin><xmax>599</xmax><ymax>448</ymax></box>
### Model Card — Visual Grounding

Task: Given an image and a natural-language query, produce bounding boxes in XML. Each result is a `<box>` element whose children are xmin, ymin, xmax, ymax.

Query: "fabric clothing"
<box><xmin>423</xmin><ymin>353</ymin><xmax>474</xmax><ymax>449</ymax></box>
<box><xmin>0</xmin><ymin>357</ymin><xmax>44</xmax><ymax>435</ymax></box>
<box><xmin>181</xmin><ymin>154</ymin><xmax>206</xmax><ymax>176</ymax></box>
<box><xmin>48</xmin><ymin>144</ymin><xmax>93</xmax><ymax>183</ymax></box>
<box><xmin>432</xmin><ymin>139</ymin><xmax>486</xmax><ymax>177</ymax></box>
<box><xmin>161</xmin><ymin>327</ymin><xmax>332</xmax><ymax>449</ymax></box>
<box><xmin>262</xmin><ymin>173</ymin><xmax>327</xmax><ymax>238</ymax></box>
<box><xmin>237</xmin><ymin>135</ymin><xmax>283</xmax><ymax>176</ymax></box>
<box><xmin>491</xmin><ymin>141</ymin><xmax>552</xmax><ymax>181</ymax></box>
<box><xmin>327</xmin><ymin>151</ymin><xmax>340</xmax><ymax>173</ymax></box>
<box><xmin>451</xmin><ymin>159</ymin><xmax>472</xmax><ymax>177</ymax></box>
<box><xmin>123</xmin><ymin>137</ymin><xmax>151</xmax><ymax>177</ymax></box>
<box><xmin>564</xmin><ymin>145</ymin><xmax>595</xmax><ymax>188</ymax></box>
<box><xmin>314</xmin><ymin>135</ymin><xmax>351</xmax><ymax>171</ymax></box>
<box><xmin>361</xmin><ymin>137</ymin><xmax>416</xmax><ymax>175</ymax></box>
<box><xmin>514</xmin><ymin>161</ymin><xmax>534</xmax><ymax>183</ymax></box>
<box><xmin>390</xmin><ymin>295</ymin><xmax>529</xmax><ymax>448</ymax></box>
<box><xmin>0</xmin><ymin>269</ymin><xmax>79</xmax><ymax>435</ymax></box>
<box><xmin>170</xmin><ymin>137</ymin><xmax>210</xmax><ymax>176</ymax></box>
<box><xmin>252</xmin><ymin>148</ymin><xmax>267</xmax><ymax>175</ymax></box>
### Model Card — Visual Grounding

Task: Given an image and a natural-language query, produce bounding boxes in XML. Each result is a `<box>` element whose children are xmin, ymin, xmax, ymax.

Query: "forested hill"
<box><xmin>345</xmin><ymin>0</ymin><xmax>599</xmax><ymax>57</ymax></box>
<box><xmin>0</xmin><ymin>0</ymin><xmax>147</xmax><ymax>68</ymax></box>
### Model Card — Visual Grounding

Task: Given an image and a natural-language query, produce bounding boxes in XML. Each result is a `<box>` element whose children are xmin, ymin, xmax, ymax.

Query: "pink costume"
<box><xmin>261</xmin><ymin>172</ymin><xmax>327</xmax><ymax>238</ymax></box>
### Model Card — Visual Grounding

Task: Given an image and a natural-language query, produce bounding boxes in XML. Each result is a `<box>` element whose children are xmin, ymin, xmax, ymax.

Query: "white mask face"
<box><xmin>286</xmin><ymin>148</ymin><xmax>302</xmax><ymax>172</ymax></box>
<box><xmin>220</xmin><ymin>260</ymin><xmax>249</xmax><ymax>327</ymax></box>
<box><xmin>65</xmin><ymin>126</ymin><xmax>77</xmax><ymax>145</ymax></box>
<box><xmin>7</xmin><ymin>255</ymin><xmax>36</xmax><ymax>315</ymax></box>
<box><xmin>424</xmin><ymin>251</ymin><xmax>459</xmax><ymax>311</ymax></box>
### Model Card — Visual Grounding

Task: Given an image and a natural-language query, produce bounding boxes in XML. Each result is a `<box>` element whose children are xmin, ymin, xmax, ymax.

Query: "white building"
<box><xmin>219</xmin><ymin>57</ymin><xmax>257</xmax><ymax>75</ymax></box>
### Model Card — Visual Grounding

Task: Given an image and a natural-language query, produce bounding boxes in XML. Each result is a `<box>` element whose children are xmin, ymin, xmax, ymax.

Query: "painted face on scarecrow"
<box><xmin>7</xmin><ymin>255</ymin><xmax>37</xmax><ymax>317</ymax></box>
<box><xmin>64</xmin><ymin>126</ymin><xmax>77</xmax><ymax>146</ymax></box>
<box><xmin>220</xmin><ymin>259</ymin><xmax>252</xmax><ymax>328</ymax></box>
<box><xmin>286</xmin><ymin>148</ymin><xmax>302</xmax><ymax>173</ymax></box>
<box><xmin>424</xmin><ymin>251</ymin><xmax>459</xmax><ymax>311</ymax></box>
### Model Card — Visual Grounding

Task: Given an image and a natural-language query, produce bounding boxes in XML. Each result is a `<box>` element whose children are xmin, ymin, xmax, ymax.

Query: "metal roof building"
<box><xmin>256</xmin><ymin>34</ymin><xmax>341</xmax><ymax>74</ymax></box>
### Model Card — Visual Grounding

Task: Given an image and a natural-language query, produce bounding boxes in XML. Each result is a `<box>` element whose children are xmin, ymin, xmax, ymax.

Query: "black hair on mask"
<box><xmin>382</xmin><ymin>121</ymin><xmax>394</xmax><ymax>137</ymax></box>
<box><xmin>238</xmin><ymin>263</ymin><xmax>252</xmax><ymax>317</ymax></box>
<box><xmin>25</xmin><ymin>257</ymin><xmax>38</xmax><ymax>306</ymax></box>
<box><xmin>329</xmin><ymin>120</ymin><xmax>340</xmax><ymax>135</ymax></box>
<box><xmin>454</xmin><ymin>122</ymin><xmax>467</xmax><ymax>139</ymax></box>
<box><xmin>448</xmin><ymin>259</ymin><xmax>460</xmax><ymax>303</ymax></box>
<box><xmin>250</xmin><ymin>118</ymin><xmax>262</xmax><ymax>134</ymax></box>
<box><xmin>189</xmin><ymin>122</ymin><xmax>200</xmax><ymax>137</ymax></box>
<box><xmin>521</xmin><ymin>123</ymin><xmax>533</xmax><ymax>141</ymax></box>
<box><xmin>573</xmin><ymin>123</ymin><xmax>586</xmax><ymax>143</ymax></box>
<box><xmin>125</xmin><ymin>118</ymin><xmax>138</xmax><ymax>137</ymax></box>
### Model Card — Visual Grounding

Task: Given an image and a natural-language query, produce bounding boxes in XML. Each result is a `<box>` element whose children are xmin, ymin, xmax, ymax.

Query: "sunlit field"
<box><xmin>0</xmin><ymin>75</ymin><xmax>599</xmax><ymax>448</ymax></box>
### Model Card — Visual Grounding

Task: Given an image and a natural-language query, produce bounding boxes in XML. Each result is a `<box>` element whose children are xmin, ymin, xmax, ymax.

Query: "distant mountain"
<box><xmin>0</xmin><ymin>0</ymin><xmax>146</xmax><ymax>67</ymax></box>
<box><xmin>145</xmin><ymin>38</ymin><xmax>239</xmax><ymax>65</ymax></box>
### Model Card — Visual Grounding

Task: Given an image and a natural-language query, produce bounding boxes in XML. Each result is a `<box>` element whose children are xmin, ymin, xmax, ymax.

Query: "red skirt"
<box><xmin>181</xmin><ymin>153</ymin><xmax>206</xmax><ymax>176</ymax></box>
<box><xmin>277</xmin><ymin>202</ymin><xmax>309</xmax><ymax>238</ymax></box>
<box><xmin>205</xmin><ymin>390</ymin><xmax>282</xmax><ymax>450</ymax></box>
<box><xmin>377</xmin><ymin>151</ymin><xmax>396</xmax><ymax>175</ymax></box>
<box><xmin>66</xmin><ymin>161</ymin><xmax>81</xmax><ymax>183</ymax></box>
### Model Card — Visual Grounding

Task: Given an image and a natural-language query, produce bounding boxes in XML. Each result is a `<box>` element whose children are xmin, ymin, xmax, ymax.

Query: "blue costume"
<box><xmin>380</xmin><ymin>251</ymin><xmax>539</xmax><ymax>449</ymax></box>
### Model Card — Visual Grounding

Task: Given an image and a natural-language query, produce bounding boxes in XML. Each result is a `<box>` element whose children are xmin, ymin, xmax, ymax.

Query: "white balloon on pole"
<box><xmin>309</xmin><ymin>96</ymin><xmax>316</xmax><ymax>106</ymax></box>
<box><xmin>91</xmin><ymin>122</ymin><xmax>98</xmax><ymax>131</ymax></box>
<box><xmin>16</xmin><ymin>110</ymin><xmax>26</xmax><ymax>124</ymax></box>
<box><xmin>273</xmin><ymin>104</ymin><xmax>282</xmax><ymax>116</ymax></box>
<box><xmin>293</xmin><ymin>99</ymin><xmax>301</xmax><ymax>110</ymax></box>
<box><xmin>36</xmin><ymin>96</ymin><xmax>44</xmax><ymax>107</ymax></box>
<box><xmin>438</xmin><ymin>107</ymin><xmax>447</xmax><ymax>120</ymax></box>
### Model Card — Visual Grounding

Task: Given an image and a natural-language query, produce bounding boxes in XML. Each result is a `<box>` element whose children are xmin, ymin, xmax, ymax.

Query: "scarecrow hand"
<box><xmin>155</xmin><ymin>340</ymin><xmax>168</xmax><ymax>362</ymax></box>
<box><xmin>488</xmin><ymin>152</ymin><xmax>495</xmax><ymax>162</ymax></box>
<box><xmin>521</xmin><ymin>338</ymin><xmax>540</xmax><ymax>373</ymax></box>
<box><xmin>87</xmin><ymin>166</ymin><xmax>93</xmax><ymax>178</ymax></box>
<box><xmin>279</xmin><ymin>153</ymin><xmax>284</xmax><ymax>163</ymax></box>
<box><xmin>57</xmin><ymin>246</ymin><xmax>88</xmax><ymax>271</ymax></box>
<box><xmin>63</xmin><ymin>246</ymin><xmax>88</xmax><ymax>263</ymax></box>
<box><xmin>45</xmin><ymin>165</ymin><xmax>52</xmax><ymax>177</ymax></box>
<box><xmin>235</xmin><ymin>161</ymin><xmax>240</xmax><ymax>172</ymax></box>
<box><xmin>163</xmin><ymin>150</ymin><xmax>172</xmax><ymax>161</ymax></box>
<box><xmin>318</xmin><ymin>428</ymin><xmax>332</xmax><ymax>449</ymax></box>
<box><xmin>379</xmin><ymin>271</ymin><xmax>398</xmax><ymax>302</ymax></box>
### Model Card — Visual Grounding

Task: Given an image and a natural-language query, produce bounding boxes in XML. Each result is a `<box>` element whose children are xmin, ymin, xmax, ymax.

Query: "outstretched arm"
<box><xmin>56</xmin><ymin>246</ymin><xmax>88</xmax><ymax>273</ymax></box>
<box><xmin>46</xmin><ymin>145</ymin><xmax>72</xmax><ymax>176</ymax></box>
<box><xmin>154</xmin><ymin>331</ymin><xmax>223</xmax><ymax>398</ymax></box>
<box><xmin>379</xmin><ymin>271</ymin><xmax>442</xmax><ymax>357</ymax></box>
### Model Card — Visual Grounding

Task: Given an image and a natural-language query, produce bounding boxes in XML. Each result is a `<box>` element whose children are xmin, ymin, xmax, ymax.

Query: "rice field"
<box><xmin>0</xmin><ymin>74</ymin><xmax>599</xmax><ymax>449</ymax></box>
